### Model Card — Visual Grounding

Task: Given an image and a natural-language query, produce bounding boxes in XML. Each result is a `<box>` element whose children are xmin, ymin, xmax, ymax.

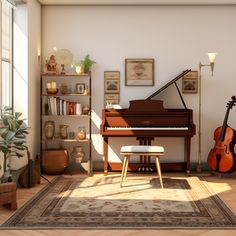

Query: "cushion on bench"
<box><xmin>120</xmin><ymin>145</ymin><xmax>164</xmax><ymax>153</ymax></box>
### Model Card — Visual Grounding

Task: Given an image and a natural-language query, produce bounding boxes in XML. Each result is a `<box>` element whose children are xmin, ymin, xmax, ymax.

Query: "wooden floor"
<box><xmin>0</xmin><ymin>172</ymin><xmax>236</xmax><ymax>236</ymax></box>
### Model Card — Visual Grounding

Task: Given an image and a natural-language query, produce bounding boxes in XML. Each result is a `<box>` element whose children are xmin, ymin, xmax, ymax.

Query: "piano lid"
<box><xmin>146</xmin><ymin>69</ymin><xmax>191</xmax><ymax>109</ymax></box>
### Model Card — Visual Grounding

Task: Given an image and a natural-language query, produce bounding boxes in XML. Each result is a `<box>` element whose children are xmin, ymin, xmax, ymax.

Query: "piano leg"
<box><xmin>139</xmin><ymin>139</ymin><xmax>144</xmax><ymax>167</ymax></box>
<box><xmin>147</xmin><ymin>138</ymin><xmax>152</xmax><ymax>164</ymax></box>
<box><xmin>104</xmin><ymin>137</ymin><xmax>108</xmax><ymax>175</ymax></box>
<box><xmin>185</xmin><ymin>137</ymin><xmax>191</xmax><ymax>175</ymax></box>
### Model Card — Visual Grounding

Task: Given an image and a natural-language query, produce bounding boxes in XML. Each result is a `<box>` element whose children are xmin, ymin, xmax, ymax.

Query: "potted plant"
<box><xmin>0</xmin><ymin>107</ymin><xmax>29</xmax><ymax>183</ymax></box>
<box><xmin>80</xmin><ymin>54</ymin><xmax>96</xmax><ymax>73</ymax></box>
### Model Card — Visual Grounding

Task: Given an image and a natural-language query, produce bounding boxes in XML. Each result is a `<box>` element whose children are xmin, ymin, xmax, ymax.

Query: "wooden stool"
<box><xmin>120</xmin><ymin>145</ymin><xmax>164</xmax><ymax>188</ymax></box>
<box><xmin>0</xmin><ymin>182</ymin><xmax>17</xmax><ymax>210</ymax></box>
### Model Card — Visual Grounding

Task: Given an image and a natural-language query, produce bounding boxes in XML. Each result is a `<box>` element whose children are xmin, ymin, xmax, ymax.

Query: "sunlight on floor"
<box><xmin>58</xmin><ymin>173</ymin><xmax>233</xmax><ymax>202</ymax></box>
<box><xmin>202</xmin><ymin>180</ymin><xmax>232</xmax><ymax>194</ymax></box>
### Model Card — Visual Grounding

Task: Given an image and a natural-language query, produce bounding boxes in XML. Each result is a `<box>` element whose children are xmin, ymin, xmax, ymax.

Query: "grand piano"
<box><xmin>100</xmin><ymin>69</ymin><xmax>196</xmax><ymax>175</ymax></box>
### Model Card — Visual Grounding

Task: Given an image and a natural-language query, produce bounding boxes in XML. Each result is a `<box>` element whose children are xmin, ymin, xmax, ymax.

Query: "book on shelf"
<box><xmin>45</xmin><ymin>97</ymin><xmax>82</xmax><ymax>115</ymax></box>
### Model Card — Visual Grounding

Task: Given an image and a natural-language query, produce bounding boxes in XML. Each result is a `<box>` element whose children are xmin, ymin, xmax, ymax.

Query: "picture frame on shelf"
<box><xmin>182</xmin><ymin>71</ymin><xmax>198</xmax><ymax>94</ymax></box>
<box><xmin>75</xmin><ymin>83</ymin><xmax>85</xmax><ymax>94</ymax></box>
<box><xmin>125</xmin><ymin>58</ymin><xmax>154</xmax><ymax>86</ymax></box>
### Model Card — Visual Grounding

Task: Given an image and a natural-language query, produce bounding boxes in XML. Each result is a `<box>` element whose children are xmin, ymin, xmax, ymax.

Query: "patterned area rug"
<box><xmin>2</xmin><ymin>175</ymin><xmax>236</xmax><ymax>229</ymax></box>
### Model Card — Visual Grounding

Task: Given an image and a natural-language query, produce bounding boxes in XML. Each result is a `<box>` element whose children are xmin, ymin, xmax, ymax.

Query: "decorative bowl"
<box><xmin>46</xmin><ymin>88</ymin><xmax>59</xmax><ymax>95</ymax></box>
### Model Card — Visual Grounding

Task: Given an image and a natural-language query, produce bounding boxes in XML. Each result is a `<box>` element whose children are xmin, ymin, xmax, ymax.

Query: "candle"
<box><xmin>46</xmin><ymin>83</ymin><xmax>51</xmax><ymax>89</ymax></box>
<box><xmin>51</xmin><ymin>82</ymin><xmax>56</xmax><ymax>89</ymax></box>
<box><xmin>75</xmin><ymin>66</ymin><xmax>82</xmax><ymax>74</ymax></box>
<box><xmin>76</xmin><ymin>103</ymin><xmax>82</xmax><ymax>115</ymax></box>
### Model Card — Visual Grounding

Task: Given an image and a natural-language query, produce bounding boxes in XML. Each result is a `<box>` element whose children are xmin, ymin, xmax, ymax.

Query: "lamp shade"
<box><xmin>208</xmin><ymin>53</ymin><xmax>217</xmax><ymax>63</ymax></box>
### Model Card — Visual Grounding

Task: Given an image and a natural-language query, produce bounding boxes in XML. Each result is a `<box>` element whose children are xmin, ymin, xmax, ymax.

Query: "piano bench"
<box><xmin>120</xmin><ymin>145</ymin><xmax>164</xmax><ymax>188</ymax></box>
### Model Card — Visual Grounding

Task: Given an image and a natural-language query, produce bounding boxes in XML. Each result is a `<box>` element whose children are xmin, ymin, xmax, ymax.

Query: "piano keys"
<box><xmin>100</xmin><ymin>70</ymin><xmax>196</xmax><ymax>175</ymax></box>
<box><xmin>107</xmin><ymin>127</ymin><xmax>189</xmax><ymax>130</ymax></box>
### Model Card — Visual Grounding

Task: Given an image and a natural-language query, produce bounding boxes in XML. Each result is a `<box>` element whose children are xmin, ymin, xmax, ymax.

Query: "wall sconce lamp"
<box><xmin>38</xmin><ymin>49</ymin><xmax>41</xmax><ymax>61</ymax></box>
<box><xmin>197</xmin><ymin>52</ymin><xmax>217</xmax><ymax>172</ymax></box>
<box><xmin>53</xmin><ymin>47</ymin><xmax>57</xmax><ymax>55</ymax></box>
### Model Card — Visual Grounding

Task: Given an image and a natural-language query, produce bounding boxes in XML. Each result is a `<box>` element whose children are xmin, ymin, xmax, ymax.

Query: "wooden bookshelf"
<box><xmin>40</xmin><ymin>73</ymin><xmax>92</xmax><ymax>175</ymax></box>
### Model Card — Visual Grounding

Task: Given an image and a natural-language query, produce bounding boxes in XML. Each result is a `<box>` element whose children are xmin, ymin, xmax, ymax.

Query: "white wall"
<box><xmin>13</xmin><ymin>0</ymin><xmax>41</xmax><ymax>166</ymax></box>
<box><xmin>42</xmin><ymin>5</ymin><xmax>236</xmax><ymax>170</ymax></box>
<box><xmin>27</xmin><ymin>0</ymin><xmax>41</xmax><ymax>159</ymax></box>
<box><xmin>13</xmin><ymin>3</ymin><xmax>28</xmax><ymax>171</ymax></box>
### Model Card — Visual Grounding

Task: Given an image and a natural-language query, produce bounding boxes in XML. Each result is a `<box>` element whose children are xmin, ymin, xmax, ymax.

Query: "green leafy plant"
<box><xmin>80</xmin><ymin>54</ymin><xmax>96</xmax><ymax>73</ymax></box>
<box><xmin>0</xmin><ymin>107</ymin><xmax>29</xmax><ymax>182</ymax></box>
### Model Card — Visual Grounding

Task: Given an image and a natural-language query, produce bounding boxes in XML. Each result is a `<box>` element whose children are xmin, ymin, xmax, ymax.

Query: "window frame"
<box><xmin>0</xmin><ymin>0</ymin><xmax>13</xmax><ymax>109</ymax></box>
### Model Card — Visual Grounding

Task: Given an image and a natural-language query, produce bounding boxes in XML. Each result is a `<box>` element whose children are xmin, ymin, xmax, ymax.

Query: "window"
<box><xmin>0</xmin><ymin>0</ymin><xmax>13</xmax><ymax>108</ymax></box>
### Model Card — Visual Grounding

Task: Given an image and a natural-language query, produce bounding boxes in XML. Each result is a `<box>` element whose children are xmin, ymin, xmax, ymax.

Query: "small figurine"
<box><xmin>44</xmin><ymin>55</ymin><xmax>58</xmax><ymax>74</ymax></box>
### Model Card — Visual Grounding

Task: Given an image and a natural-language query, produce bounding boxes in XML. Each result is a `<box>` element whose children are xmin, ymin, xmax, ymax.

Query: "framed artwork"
<box><xmin>105</xmin><ymin>100</ymin><xmax>119</xmax><ymax>106</ymax></box>
<box><xmin>104</xmin><ymin>71</ymin><xmax>120</xmax><ymax>107</ymax></box>
<box><xmin>104</xmin><ymin>71</ymin><xmax>120</xmax><ymax>80</ymax></box>
<box><xmin>125</xmin><ymin>58</ymin><xmax>154</xmax><ymax>86</ymax></box>
<box><xmin>104</xmin><ymin>94</ymin><xmax>120</xmax><ymax>107</ymax></box>
<box><xmin>105</xmin><ymin>94</ymin><xmax>119</xmax><ymax>101</ymax></box>
<box><xmin>75</xmin><ymin>83</ymin><xmax>85</xmax><ymax>94</ymax></box>
<box><xmin>104</xmin><ymin>79</ymin><xmax>120</xmax><ymax>93</ymax></box>
<box><xmin>182</xmin><ymin>71</ymin><xmax>198</xmax><ymax>94</ymax></box>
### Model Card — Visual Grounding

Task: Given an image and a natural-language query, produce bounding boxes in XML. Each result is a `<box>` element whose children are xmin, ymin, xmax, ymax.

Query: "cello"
<box><xmin>207</xmin><ymin>96</ymin><xmax>236</xmax><ymax>173</ymax></box>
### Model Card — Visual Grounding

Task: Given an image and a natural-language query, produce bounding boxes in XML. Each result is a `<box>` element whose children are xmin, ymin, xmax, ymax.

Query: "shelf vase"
<box><xmin>70</xmin><ymin>146</ymin><xmax>85</xmax><ymax>163</ymax></box>
<box><xmin>44</xmin><ymin>121</ymin><xmax>55</xmax><ymax>139</ymax></box>
<box><xmin>60</xmin><ymin>124</ymin><xmax>69</xmax><ymax>139</ymax></box>
<box><xmin>77</xmin><ymin>127</ymin><xmax>86</xmax><ymax>140</ymax></box>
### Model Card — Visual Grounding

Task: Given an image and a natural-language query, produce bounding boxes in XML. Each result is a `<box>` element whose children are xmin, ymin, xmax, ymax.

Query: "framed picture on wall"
<box><xmin>104</xmin><ymin>79</ymin><xmax>120</xmax><ymax>93</ymax></box>
<box><xmin>104</xmin><ymin>71</ymin><xmax>120</xmax><ymax>108</ymax></box>
<box><xmin>182</xmin><ymin>71</ymin><xmax>198</xmax><ymax>93</ymax></box>
<box><xmin>104</xmin><ymin>71</ymin><xmax>120</xmax><ymax>80</ymax></box>
<box><xmin>105</xmin><ymin>94</ymin><xmax>119</xmax><ymax>101</ymax></box>
<box><xmin>125</xmin><ymin>58</ymin><xmax>154</xmax><ymax>86</ymax></box>
<box><xmin>104</xmin><ymin>94</ymin><xmax>120</xmax><ymax>107</ymax></box>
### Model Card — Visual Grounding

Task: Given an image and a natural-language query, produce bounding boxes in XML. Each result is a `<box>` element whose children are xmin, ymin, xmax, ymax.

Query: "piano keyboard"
<box><xmin>107</xmin><ymin>127</ymin><xmax>189</xmax><ymax>130</ymax></box>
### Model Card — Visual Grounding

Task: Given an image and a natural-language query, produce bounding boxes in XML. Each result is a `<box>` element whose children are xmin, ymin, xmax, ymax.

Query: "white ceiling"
<box><xmin>37</xmin><ymin>0</ymin><xmax>236</xmax><ymax>5</ymax></box>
